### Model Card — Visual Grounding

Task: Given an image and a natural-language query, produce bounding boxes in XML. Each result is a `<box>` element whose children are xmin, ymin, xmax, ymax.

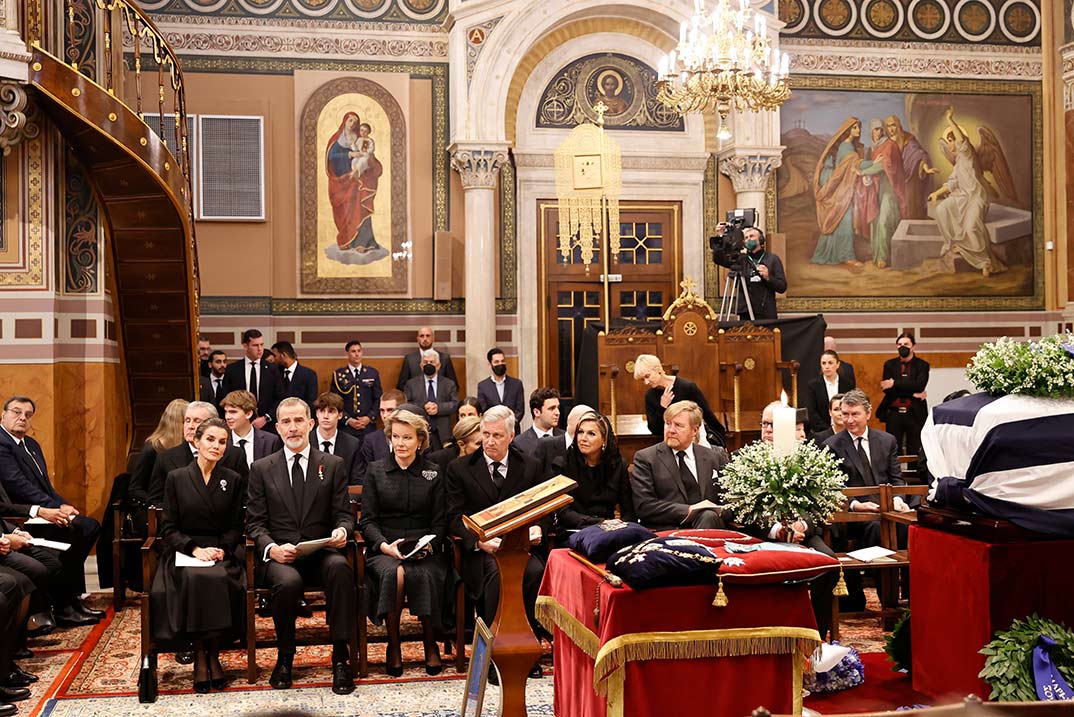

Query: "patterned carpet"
<box><xmin>15</xmin><ymin>588</ymin><xmax>893</xmax><ymax>716</ymax></box>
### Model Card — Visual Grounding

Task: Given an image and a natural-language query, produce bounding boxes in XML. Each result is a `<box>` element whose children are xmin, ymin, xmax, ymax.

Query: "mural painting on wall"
<box><xmin>300</xmin><ymin>77</ymin><xmax>408</xmax><ymax>294</ymax></box>
<box><xmin>775</xmin><ymin>76</ymin><xmax>1041</xmax><ymax>311</ymax></box>
<box><xmin>537</xmin><ymin>52</ymin><xmax>685</xmax><ymax>132</ymax></box>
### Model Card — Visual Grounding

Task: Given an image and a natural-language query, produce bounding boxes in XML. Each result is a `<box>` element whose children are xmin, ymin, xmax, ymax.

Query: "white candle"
<box><xmin>772</xmin><ymin>390</ymin><xmax>796</xmax><ymax>458</ymax></box>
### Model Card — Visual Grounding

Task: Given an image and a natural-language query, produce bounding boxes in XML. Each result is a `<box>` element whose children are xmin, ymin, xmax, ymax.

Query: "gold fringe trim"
<box><xmin>834</xmin><ymin>566</ymin><xmax>849</xmax><ymax>597</ymax></box>
<box><xmin>606</xmin><ymin>663</ymin><xmax>626</xmax><ymax>717</ymax></box>
<box><xmin>793</xmin><ymin>651</ymin><xmax>805</xmax><ymax>715</ymax></box>
<box><xmin>593</xmin><ymin>627</ymin><xmax>821</xmax><ymax>698</ymax></box>
<box><xmin>534</xmin><ymin>596</ymin><xmax>600</xmax><ymax>659</ymax></box>
<box><xmin>713</xmin><ymin>576</ymin><xmax>728</xmax><ymax>607</ymax></box>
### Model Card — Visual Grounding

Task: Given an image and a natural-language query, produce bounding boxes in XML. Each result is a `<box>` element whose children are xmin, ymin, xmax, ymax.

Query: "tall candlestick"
<box><xmin>772</xmin><ymin>390</ymin><xmax>796</xmax><ymax>457</ymax></box>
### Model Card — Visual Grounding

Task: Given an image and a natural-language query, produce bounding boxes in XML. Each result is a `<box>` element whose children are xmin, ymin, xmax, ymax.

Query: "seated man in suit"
<box><xmin>331</xmin><ymin>340</ymin><xmax>382</xmax><ymax>445</ymax></box>
<box><xmin>805</xmin><ymin>350</ymin><xmax>854</xmax><ymax>434</ymax></box>
<box><xmin>476</xmin><ymin>348</ymin><xmax>525</xmax><ymax>426</ymax></box>
<box><xmin>352</xmin><ymin>390</ymin><xmax>404</xmax><ymax>485</ymax></box>
<box><xmin>0</xmin><ymin>568</ymin><xmax>31</xmax><ymax>714</ymax></box>
<box><xmin>312</xmin><ymin>392</ymin><xmax>362</xmax><ymax>486</ymax></box>
<box><xmin>534</xmin><ymin>403</ymin><xmax>592</xmax><ymax>479</ymax></box>
<box><xmin>631</xmin><ymin>401</ymin><xmax>730</xmax><ymax>531</ymax></box>
<box><xmin>246</xmin><ymin>397</ymin><xmax>356</xmax><ymax>694</ymax></box>
<box><xmin>221</xmin><ymin>329</ymin><xmax>285</xmax><ymax>434</ymax></box>
<box><xmin>445</xmin><ymin>405</ymin><xmax>545</xmax><ymax>679</ymax></box>
<box><xmin>395</xmin><ymin>326</ymin><xmax>458</xmax><ymax>391</ymax></box>
<box><xmin>811</xmin><ymin>393</ymin><xmax>845</xmax><ymax>445</ymax></box>
<box><xmin>513</xmin><ymin>387</ymin><xmax>563</xmax><ymax>456</ymax></box>
<box><xmin>0</xmin><ymin>396</ymin><xmax>104</xmax><ymax>622</ymax></box>
<box><xmin>222</xmin><ymin>390</ymin><xmax>282</xmax><ymax>466</ymax></box>
<box><xmin>272</xmin><ymin>341</ymin><xmax>319</xmax><ymax>412</ymax></box>
<box><xmin>403</xmin><ymin>351</ymin><xmax>458</xmax><ymax>452</ymax></box>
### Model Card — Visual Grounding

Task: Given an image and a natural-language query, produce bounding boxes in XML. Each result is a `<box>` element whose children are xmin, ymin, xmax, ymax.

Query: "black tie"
<box><xmin>676</xmin><ymin>450</ymin><xmax>701</xmax><ymax>503</ymax></box>
<box><xmin>490</xmin><ymin>461</ymin><xmax>504</xmax><ymax>490</ymax></box>
<box><xmin>427</xmin><ymin>379</ymin><xmax>436</xmax><ymax>403</ymax></box>
<box><xmin>292</xmin><ymin>454</ymin><xmax>305</xmax><ymax>507</ymax></box>
<box><xmin>213</xmin><ymin>378</ymin><xmax>222</xmax><ymax>402</ymax></box>
<box><xmin>322</xmin><ymin>441</ymin><xmax>332</xmax><ymax>455</ymax></box>
<box><xmin>856</xmin><ymin>437</ymin><xmax>876</xmax><ymax>486</ymax></box>
<box><xmin>283</xmin><ymin>368</ymin><xmax>292</xmax><ymax>389</ymax></box>
<box><xmin>22</xmin><ymin>443</ymin><xmax>43</xmax><ymax>477</ymax></box>
<box><xmin>249</xmin><ymin>361</ymin><xmax>258</xmax><ymax>400</ymax></box>
<box><xmin>238</xmin><ymin>438</ymin><xmax>248</xmax><ymax>458</ymax></box>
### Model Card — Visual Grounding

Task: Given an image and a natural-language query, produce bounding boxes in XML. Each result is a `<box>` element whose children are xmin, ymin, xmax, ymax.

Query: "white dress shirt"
<box><xmin>316</xmin><ymin>429</ymin><xmax>337</xmax><ymax>455</ymax></box>
<box><xmin>245</xmin><ymin>358</ymin><xmax>261</xmax><ymax>393</ymax></box>
<box><xmin>264</xmin><ymin>443</ymin><xmax>312</xmax><ymax>561</ymax></box>
<box><xmin>233</xmin><ymin>427</ymin><xmax>255</xmax><ymax>467</ymax></box>
<box><xmin>491</xmin><ymin>375</ymin><xmax>506</xmax><ymax>401</ymax></box>
<box><xmin>824</xmin><ymin>375</ymin><xmax>840</xmax><ymax>402</ymax></box>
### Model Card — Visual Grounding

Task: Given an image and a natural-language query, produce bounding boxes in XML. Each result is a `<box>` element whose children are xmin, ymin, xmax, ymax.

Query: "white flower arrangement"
<box><xmin>718</xmin><ymin>440</ymin><xmax>846</xmax><ymax>528</ymax></box>
<box><xmin>965</xmin><ymin>333</ymin><xmax>1074</xmax><ymax>398</ymax></box>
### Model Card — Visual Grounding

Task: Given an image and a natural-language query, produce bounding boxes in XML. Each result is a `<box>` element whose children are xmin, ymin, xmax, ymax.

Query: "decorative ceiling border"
<box><xmin>199</xmin><ymin>295</ymin><xmax>517</xmax><ymax>315</ymax></box>
<box><xmin>140</xmin><ymin>0</ymin><xmax>448</xmax><ymax>24</ymax></box>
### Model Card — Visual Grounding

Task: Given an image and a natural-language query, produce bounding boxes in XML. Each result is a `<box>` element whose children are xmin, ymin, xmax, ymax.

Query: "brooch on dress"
<box><xmin>318</xmin><ymin>464</ymin><xmax>325</xmax><ymax>481</ymax></box>
<box><xmin>219</xmin><ymin>479</ymin><xmax>228</xmax><ymax>493</ymax></box>
<box><xmin>422</xmin><ymin>470</ymin><xmax>437</xmax><ymax>481</ymax></box>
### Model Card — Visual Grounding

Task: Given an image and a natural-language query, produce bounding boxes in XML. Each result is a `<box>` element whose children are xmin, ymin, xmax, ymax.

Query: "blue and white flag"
<box><xmin>922</xmin><ymin>393</ymin><xmax>1074</xmax><ymax>537</ymax></box>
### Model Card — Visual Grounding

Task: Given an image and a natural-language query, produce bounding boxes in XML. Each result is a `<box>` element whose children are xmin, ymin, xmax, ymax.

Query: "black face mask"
<box><xmin>492</xmin><ymin>364</ymin><xmax>507</xmax><ymax>377</ymax></box>
<box><xmin>422</xmin><ymin>363</ymin><xmax>437</xmax><ymax>376</ymax></box>
<box><xmin>898</xmin><ymin>346</ymin><xmax>911</xmax><ymax>359</ymax></box>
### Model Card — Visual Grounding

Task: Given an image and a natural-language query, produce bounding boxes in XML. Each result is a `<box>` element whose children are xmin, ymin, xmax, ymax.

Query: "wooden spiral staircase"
<box><xmin>25</xmin><ymin>1</ymin><xmax>199</xmax><ymax>448</ymax></box>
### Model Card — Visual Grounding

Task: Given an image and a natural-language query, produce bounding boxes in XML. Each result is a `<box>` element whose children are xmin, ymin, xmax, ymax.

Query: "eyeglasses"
<box><xmin>4</xmin><ymin>408</ymin><xmax>33</xmax><ymax>419</ymax></box>
<box><xmin>759</xmin><ymin>421</ymin><xmax>774</xmax><ymax>429</ymax></box>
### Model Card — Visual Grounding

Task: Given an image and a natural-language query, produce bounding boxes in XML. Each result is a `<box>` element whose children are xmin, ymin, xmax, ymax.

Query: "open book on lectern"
<box><xmin>462</xmin><ymin>474</ymin><xmax>577</xmax><ymax>542</ymax></box>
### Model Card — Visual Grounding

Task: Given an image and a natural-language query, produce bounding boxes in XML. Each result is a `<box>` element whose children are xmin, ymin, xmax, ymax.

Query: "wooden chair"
<box><xmin>137</xmin><ymin>508</ymin><xmax>168</xmax><ymax>702</ymax></box>
<box><xmin>112</xmin><ymin>497</ymin><xmax>147</xmax><ymax>611</ymax></box>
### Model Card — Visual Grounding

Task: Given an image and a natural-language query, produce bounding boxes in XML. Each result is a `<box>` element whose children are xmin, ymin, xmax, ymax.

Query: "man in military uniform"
<box><xmin>330</xmin><ymin>340</ymin><xmax>382</xmax><ymax>445</ymax></box>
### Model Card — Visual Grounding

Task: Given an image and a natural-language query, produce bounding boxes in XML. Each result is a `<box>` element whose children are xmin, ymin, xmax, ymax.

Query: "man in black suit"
<box><xmin>272</xmin><ymin>341</ymin><xmax>319</xmax><ymax>412</ymax></box>
<box><xmin>877</xmin><ymin>332</ymin><xmax>930</xmax><ymax>465</ymax></box>
<box><xmin>0</xmin><ymin>397</ymin><xmax>103</xmax><ymax>623</ymax></box>
<box><xmin>222</xmin><ymin>390</ymin><xmax>282</xmax><ymax>466</ymax></box>
<box><xmin>246</xmin><ymin>397</ymin><xmax>356</xmax><ymax>695</ymax></box>
<box><xmin>824</xmin><ymin>336</ymin><xmax>856</xmax><ymax>386</ymax></box>
<box><xmin>222</xmin><ymin>329</ymin><xmax>285</xmax><ymax>434</ymax></box>
<box><xmin>804</xmin><ymin>350</ymin><xmax>855</xmax><ymax>434</ymax></box>
<box><xmin>445</xmin><ymin>406</ymin><xmax>545</xmax><ymax>679</ymax></box>
<box><xmin>513</xmin><ymin>387</ymin><xmax>563</xmax><ymax>456</ymax></box>
<box><xmin>330</xmin><ymin>340</ymin><xmax>382</xmax><ymax>445</ymax></box>
<box><xmin>0</xmin><ymin>571</ymin><xmax>30</xmax><ymax>713</ymax></box>
<box><xmin>204</xmin><ymin>350</ymin><xmax>228</xmax><ymax>411</ymax></box>
<box><xmin>198</xmin><ymin>336</ymin><xmax>212</xmax><ymax>378</ymax></box>
<box><xmin>631</xmin><ymin>401</ymin><xmax>730</xmax><ymax>531</ymax></box>
<box><xmin>395</xmin><ymin>326</ymin><xmax>458</xmax><ymax>391</ymax></box>
<box><xmin>351</xmin><ymin>390</ymin><xmax>404</xmax><ymax>485</ymax></box>
<box><xmin>404</xmin><ymin>352</ymin><xmax>458</xmax><ymax>451</ymax></box>
<box><xmin>312</xmin><ymin>392</ymin><xmax>361</xmax><ymax>487</ymax></box>
<box><xmin>476</xmin><ymin>347</ymin><xmax>525</xmax><ymax>425</ymax></box>
<box><xmin>130</xmin><ymin>401</ymin><xmax>249</xmax><ymax>508</ymax></box>
<box><xmin>811</xmin><ymin>394</ymin><xmax>845</xmax><ymax>445</ymax></box>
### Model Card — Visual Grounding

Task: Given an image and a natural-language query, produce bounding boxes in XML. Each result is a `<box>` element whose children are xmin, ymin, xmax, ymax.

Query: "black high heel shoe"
<box><xmin>192</xmin><ymin>649</ymin><xmax>210</xmax><ymax>694</ymax></box>
<box><xmin>386</xmin><ymin>643</ymin><xmax>403</xmax><ymax>677</ymax></box>
<box><xmin>209</xmin><ymin>655</ymin><xmax>228</xmax><ymax>690</ymax></box>
<box><xmin>424</xmin><ymin>642</ymin><xmax>442</xmax><ymax>676</ymax></box>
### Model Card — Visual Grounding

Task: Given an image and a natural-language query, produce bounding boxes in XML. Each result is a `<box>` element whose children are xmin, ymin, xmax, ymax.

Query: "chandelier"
<box><xmin>656</xmin><ymin>0</ymin><xmax>790</xmax><ymax>141</ymax></box>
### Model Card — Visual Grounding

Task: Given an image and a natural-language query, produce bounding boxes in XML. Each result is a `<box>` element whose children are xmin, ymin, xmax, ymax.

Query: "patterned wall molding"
<box><xmin>464</xmin><ymin>15</ymin><xmax>502</xmax><ymax>89</ymax></box>
<box><xmin>61</xmin><ymin>150</ymin><xmax>101</xmax><ymax>295</ymax></box>
<box><xmin>780</xmin><ymin>0</ymin><xmax>1041</xmax><ymax>46</ymax></box>
<box><xmin>138</xmin><ymin>0</ymin><xmax>447</xmax><ymax>24</ymax></box>
<box><xmin>199</xmin><ymin>295</ymin><xmax>518</xmax><ymax>315</ymax></box>
<box><xmin>0</xmin><ymin>128</ymin><xmax>47</xmax><ymax>290</ymax></box>
<box><xmin>65</xmin><ymin>0</ymin><xmax>97</xmax><ymax>79</ymax></box>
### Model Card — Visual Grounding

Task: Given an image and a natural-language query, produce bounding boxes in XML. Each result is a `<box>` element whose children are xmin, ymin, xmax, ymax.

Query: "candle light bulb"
<box><xmin>781</xmin><ymin>52</ymin><xmax>790</xmax><ymax>75</ymax></box>
<box><xmin>659</xmin><ymin>55</ymin><xmax>669</xmax><ymax>78</ymax></box>
<box><xmin>680</xmin><ymin>20</ymin><xmax>688</xmax><ymax>44</ymax></box>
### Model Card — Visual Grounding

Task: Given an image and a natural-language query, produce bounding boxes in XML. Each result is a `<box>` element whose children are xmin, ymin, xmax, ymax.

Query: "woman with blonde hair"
<box><xmin>360</xmin><ymin>410</ymin><xmax>452</xmax><ymax>676</ymax></box>
<box><xmin>427</xmin><ymin>414</ymin><xmax>483</xmax><ymax>472</ymax></box>
<box><xmin>127</xmin><ymin>399</ymin><xmax>190</xmax><ymax>533</ymax></box>
<box><xmin>633</xmin><ymin>354</ymin><xmax>725</xmax><ymax>447</ymax></box>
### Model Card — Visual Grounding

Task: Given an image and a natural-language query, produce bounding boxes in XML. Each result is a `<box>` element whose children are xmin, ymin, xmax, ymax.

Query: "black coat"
<box><xmin>736</xmin><ymin>250</ymin><xmax>787</xmax><ymax>320</ymax></box>
<box><xmin>312</xmin><ymin>429</ymin><xmax>363</xmax><ymax>487</ymax></box>
<box><xmin>644</xmin><ymin>377</ymin><xmax>726</xmax><ymax>447</ymax></box>
<box><xmin>877</xmin><ymin>356</ymin><xmax>930</xmax><ymax>424</ymax></box>
<box><xmin>513</xmin><ymin>427</ymin><xmax>564</xmax><ymax>457</ymax></box>
<box><xmin>396</xmin><ymin>349</ymin><xmax>458</xmax><ymax>391</ymax></box>
<box><xmin>0</xmin><ymin>431</ymin><xmax>66</xmax><ymax>508</ymax></box>
<box><xmin>535</xmin><ymin>433</ymin><xmax>570</xmax><ymax>480</ymax></box>
<box><xmin>282</xmin><ymin>363</ymin><xmax>319</xmax><ymax>411</ymax></box>
<box><xmin>221</xmin><ymin>357</ymin><xmax>286</xmax><ymax>428</ymax></box>
<box><xmin>160</xmin><ymin>463</ymin><xmax>245</xmax><ymax>557</ymax></box>
<box><xmin>476</xmin><ymin>376</ymin><xmax>526</xmax><ymax>426</ymax></box>
<box><xmin>404</xmin><ymin>375</ymin><xmax>459</xmax><ymax>447</ymax></box>
<box><xmin>233</xmin><ymin>428</ymin><xmax>282</xmax><ymax>463</ymax></box>
<box><xmin>551</xmin><ymin>448</ymin><xmax>635</xmax><ymax>530</ymax></box>
<box><xmin>630</xmin><ymin>442</ymin><xmax>729</xmax><ymax>531</ymax></box>
<box><xmin>823</xmin><ymin>429</ymin><xmax>903</xmax><ymax>505</ymax></box>
<box><xmin>804</xmin><ymin>374</ymin><xmax>855</xmax><ymax>434</ymax></box>
<box><xmin>133</xmin><ymin>441</ymin><xmax>248</xmax><ymax>507</ymax></box>
<box><xmin>353</xmin><ymin>430</ymin><xmax>390</xmax><ymax>486</ymax></box>
<box><xmin>359</xmin><ymin>456</ymin><xmax>446</xmax><ymax>554</ymax></box>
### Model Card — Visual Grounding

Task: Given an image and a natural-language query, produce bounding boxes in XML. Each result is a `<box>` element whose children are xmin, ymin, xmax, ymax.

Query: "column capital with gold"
<box><xmin>449</xmin><ymin>141</ymin><xmax>511</xmax><ymax>190</ymax></box>
<box><xmin>717</xmin><ymin>149</ymin><xmax>784</xmax><ymax>194</ymax></box>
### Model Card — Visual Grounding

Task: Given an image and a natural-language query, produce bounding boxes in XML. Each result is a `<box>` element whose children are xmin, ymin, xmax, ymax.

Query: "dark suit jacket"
<box><xmin>824</xmin><ymin>429</ymin><xmax>903</xmax><ymax>505</ymax></box>
<box><xmin>0</xmin><ymin>430</ymin><xmax>67</xmax><ymax>508</ymax></box>
<box><xmin>311</xmin><ymin>429</ymin><xmax>362</xmax><ymax>487</ymax></box>
<box><xmin>839</xmin><ymin>361</ymin><xmax>857</xmax><ymax>387</ymax></box>
<box><xmin>445</xmin><ymin>446</ymin><xmax>543</xmax><ymax>552</ymax></box>
<box><xmin>283</xmin><ymin>363</ymin><xmax>319</xmax><ymax>411</ymax></box>
<box><xmin>245</xmin><ymin>447</ymin><xmax>352</xmax><ymax>560</ymax></box>
<box><xmin>233</xmin><ymin>428</ymin><xmax>282</xmax><ymax>462</ymax></box>
<box><xmin>222</xmin><ymin>357</ymin><xmax>286</xmax><ymax>427</ymax></box>
<box><xmin>476</xmin><ymin>376</ymin><xmax>525</xmax><ymax>425</ymax></box>
<box><xmin>804</xmin><ymin>374</ymin><xmax>855</xmax><ymax>434</ymax></box>
<box><xmin>396</xmin><ymin>349</ymin><xmax>458</xmax><ymax>391</ymax></box>
<box><xmin>812</xmin><ymin>427</ymin><xmax>837</xmax><ymax>445</ymax></box>
<box><xmin>513</xmin><ymin>427</ymin><xmax>564</xmax><ymax>457</ymax></box>
<box><xmin>353</xmin><ymin>430</ymin><xmax>389</xmax><ymax>486</ymax></box>
<box><xmin>630</xmin><ymin>442</ymin><xmax>730</xmax><ymax>531</ymax></box>
<box><xmin>134</xmin><ymin>441</ymin><xmax>249</xmax><ymax>507</ymax></box>
<box><xmin>404</xmin><ymin>374</ymin><xmax>459</xmax><ymax>446</ymax></box>
<box><xmin>204</xmin><ymin>374</ymin><xmax>226</xmax><ymax>411</ymax></box>
<box><xmin>160</xmin><ymin>462</ymin><xmax>245</xmax><ymax>556</ymax></box>
<box><xmin>535</xmin><ymin>433</ymin><xmax>570</xmax><ymax>480</ymax></box>
<box><xmin>877</xmin><ymin>356</ymin><xmax>930</xmax><ymax>424</ymax></box>
<box><xmin>199</xmin><ymin>376</ymin><xmax>215</xmax><ymax>405</ymax></box>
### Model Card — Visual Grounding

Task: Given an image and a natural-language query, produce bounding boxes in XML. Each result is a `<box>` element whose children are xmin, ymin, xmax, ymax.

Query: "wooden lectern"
<box><xmin>462</xmin><ymin>476</ymin><xmax>577</xmax><ymax>717</ymax></box>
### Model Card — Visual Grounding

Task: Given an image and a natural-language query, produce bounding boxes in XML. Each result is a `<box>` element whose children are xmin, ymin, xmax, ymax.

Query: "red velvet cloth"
<box><xmin>909</xmin><ymin>525</ymin><xmax>1074</xmax><ymax>699</ymax></box>
<box><xmin>540</xmin><ymin>548</ymin><xmax>817</xmax><ymax>717</ymax></box>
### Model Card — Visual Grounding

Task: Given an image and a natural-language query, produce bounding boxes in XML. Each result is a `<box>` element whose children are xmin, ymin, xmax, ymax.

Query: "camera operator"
<box><xmin>712</xmin><ymin>223</ymin><xmax>787</xmax><ymax>320</ymax></box>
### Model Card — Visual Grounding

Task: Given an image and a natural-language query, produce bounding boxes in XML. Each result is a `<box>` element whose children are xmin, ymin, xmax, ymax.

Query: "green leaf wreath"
<box><xmin>979</xmin><ymin>614</ymin><xmax>1074</xmax><ymax>702</ymax></box>
<box><xmin>883</xmin><ymin>609</ymin><xmax>911</xmax><ymax>674</ymax></box>
<box><xmin>965</xmin><ymin>334</ymin><xmax>1074</xmax><ymax>398</ymax></box>
<box><xmin>718</xmin><ymin>440</ymin><xmax>846</xmax><ymax>528</ymax></box>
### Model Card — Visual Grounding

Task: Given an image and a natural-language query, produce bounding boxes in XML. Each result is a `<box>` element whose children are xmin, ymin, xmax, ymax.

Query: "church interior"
<box><xmin>0</xmin><ymin>0</ymin><xmax>1071</xmax><ymax>714</ymax></box>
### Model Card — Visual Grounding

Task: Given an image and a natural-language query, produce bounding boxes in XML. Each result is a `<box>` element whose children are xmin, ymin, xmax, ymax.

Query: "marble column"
<box><xmin>0</xmin><ymin>0</ymin><xmax>30</xmax><ymax>82</ymax></box>
<box><xmin>717</xmin><ymin>151</ymin><xmax>783</xmax><ymax>232</ymax></box>
<box><xmin>449</xmin><ymin>142</ymin><xmax>510</xmax><ymax>390</ymax></box>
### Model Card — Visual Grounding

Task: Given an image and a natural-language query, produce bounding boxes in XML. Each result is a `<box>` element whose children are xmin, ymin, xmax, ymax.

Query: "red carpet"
<box><xmin>804</xmin><ymin>652</ymin><xmax>933</xmax><ymax>714</ymax></box>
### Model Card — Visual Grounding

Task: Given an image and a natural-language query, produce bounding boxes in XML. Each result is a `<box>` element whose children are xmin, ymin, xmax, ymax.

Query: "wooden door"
<box><xmin>538</xmin><ymin>201</ymin><xmax>681</xmax><ymax>398</ymax></box>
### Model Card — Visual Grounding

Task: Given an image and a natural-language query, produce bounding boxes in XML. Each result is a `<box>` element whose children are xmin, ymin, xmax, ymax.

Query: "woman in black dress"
<box><xmin>360</xmin><ymin>410</ymin><xmax>451</xmax><ymax>677</ymax></box>
<box><xmin>552</xmin><ymin>411</ymin><xmax>635</xmax><ymax>544</ymax></box>
<box><xmin>127</xmin><ymin>398</ymin><xmax>189</xmax><ymax>526</ymax></box>
<box><xmin>632</xmin><ymin>353</ymin><xmax>726</xmax><ymax>447</ymax></box>
<box><xmin>150</xmin><ymin>418</ymin><xmax>245</xmax><ymax>693</ymax></box>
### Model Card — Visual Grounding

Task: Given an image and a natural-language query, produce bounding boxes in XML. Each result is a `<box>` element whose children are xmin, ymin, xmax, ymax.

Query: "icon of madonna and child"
<box><xmin>324</xmin><ymin>111</ymin><xmax>389</xmax><ymax>266</ymax></box>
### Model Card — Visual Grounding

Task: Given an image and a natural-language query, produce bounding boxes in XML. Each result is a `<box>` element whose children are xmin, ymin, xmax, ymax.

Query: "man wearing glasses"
<box><xmin>0</xmin><ymin>397</ymin><xmax>103</xmax><ymax>623</ymax></box>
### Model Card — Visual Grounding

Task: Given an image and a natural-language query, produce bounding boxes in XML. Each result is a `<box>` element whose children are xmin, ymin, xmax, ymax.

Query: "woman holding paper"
<box><xmin>360</xmin><ymin>409</ymin><xmax>451</xmax><ymax>677</ymax></box>
<box><xmin>551</xmin><ymin>411</ymin><xmax>635</xmax><ymax>543</ymax></box>
<box><xmin>150</xmin><ymin>417</ymin><xmax>245</xmax><ymax>693</ymax></box>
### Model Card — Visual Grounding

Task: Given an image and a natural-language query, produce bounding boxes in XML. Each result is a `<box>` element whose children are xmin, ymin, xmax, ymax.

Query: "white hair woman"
<box><xmin>632</xmin><ymin>353</ymin><xmax>726</xmax><ymax>447</ymax></box>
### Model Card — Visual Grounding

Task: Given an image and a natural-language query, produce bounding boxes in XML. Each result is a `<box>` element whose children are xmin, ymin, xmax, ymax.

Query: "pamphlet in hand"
<box><xmin>176</xmin><ymin>552</ymin><xmax>215</xmax><ymax>568</ymax></box>
<box><xmin>294</xmin><ymin>536</ymin><xmax>333</xmax><ymax>557</ymax></box>
<box><xmin>399</xmin><ymin>534</ymin><xmax>436</xmax><ymax>560</ymax></box>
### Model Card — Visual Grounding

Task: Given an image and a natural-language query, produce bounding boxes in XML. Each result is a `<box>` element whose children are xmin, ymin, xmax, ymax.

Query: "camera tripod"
<box><xmin>718</xmin><ymin>269</ymin><xmax>755</xmax><ymax>322</ymax></box>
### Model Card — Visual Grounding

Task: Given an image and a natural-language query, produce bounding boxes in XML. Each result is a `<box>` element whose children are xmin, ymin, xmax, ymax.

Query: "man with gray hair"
<box><xmin>445</xmin><ymin>404</ymin><xmax>546</xmax><ymax>680</ymax></box>
<box><xmin>403</xmin><ymin>349</ymin><xmax>458</xmax><ymax>451</ymax></box>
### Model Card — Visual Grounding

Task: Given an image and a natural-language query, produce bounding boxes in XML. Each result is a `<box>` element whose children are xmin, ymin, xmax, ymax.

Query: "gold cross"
<box><xmin>593</xmin><ymin>101</ymin><xmax>608</xmax><ymax>128</ymax></box>
<box><xmin>680</xmin><ymin>276</ymin><xmax>698</xmax><ymax>295</ymax></box>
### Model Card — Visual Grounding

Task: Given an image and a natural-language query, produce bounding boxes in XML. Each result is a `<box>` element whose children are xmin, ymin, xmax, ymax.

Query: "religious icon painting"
<box><xmin>774</xmin><ymin>75</ymin><xmax>1042</xmax><ymax>312</ymax></box>
<box><xmin>299</xmin><ymin>76</ymin><xmax>409</xmax><ymax>294</ymax></box>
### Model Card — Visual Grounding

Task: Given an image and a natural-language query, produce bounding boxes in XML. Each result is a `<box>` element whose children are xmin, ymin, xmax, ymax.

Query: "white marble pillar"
<box><xmin>717</xmin><ymin>151</ymin><xmax>783</xmax><ymax>232</ymax></box>
<box><xmin>0</xmin><ymin>0</ymin><xmax>29</xmax><ymax>82</ymax></box>
<box><xmin>449</xmin><ymin>142</ymin><xmax>510</xmax><ymax>390</ymax></box>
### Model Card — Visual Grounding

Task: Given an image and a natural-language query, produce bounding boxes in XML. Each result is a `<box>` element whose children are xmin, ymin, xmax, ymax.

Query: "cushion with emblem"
<box><xmin>658</xmin><ymin>528</ymin><xmax>762</xmax><ymax>548</ymax></box>
<box><xmin>566</xmin><ymin>520</ymin><xmax>655</xmax><ymax>563</ymax></box>
<box><xmin>710</xmin><ymin>541</ymin><xmax>840</xmax><ymax>583</ymax></box>
<box><xmin>606</xmin><ymin>536</ymin><xmax>723</xmax><ymax>589</ymax></box>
